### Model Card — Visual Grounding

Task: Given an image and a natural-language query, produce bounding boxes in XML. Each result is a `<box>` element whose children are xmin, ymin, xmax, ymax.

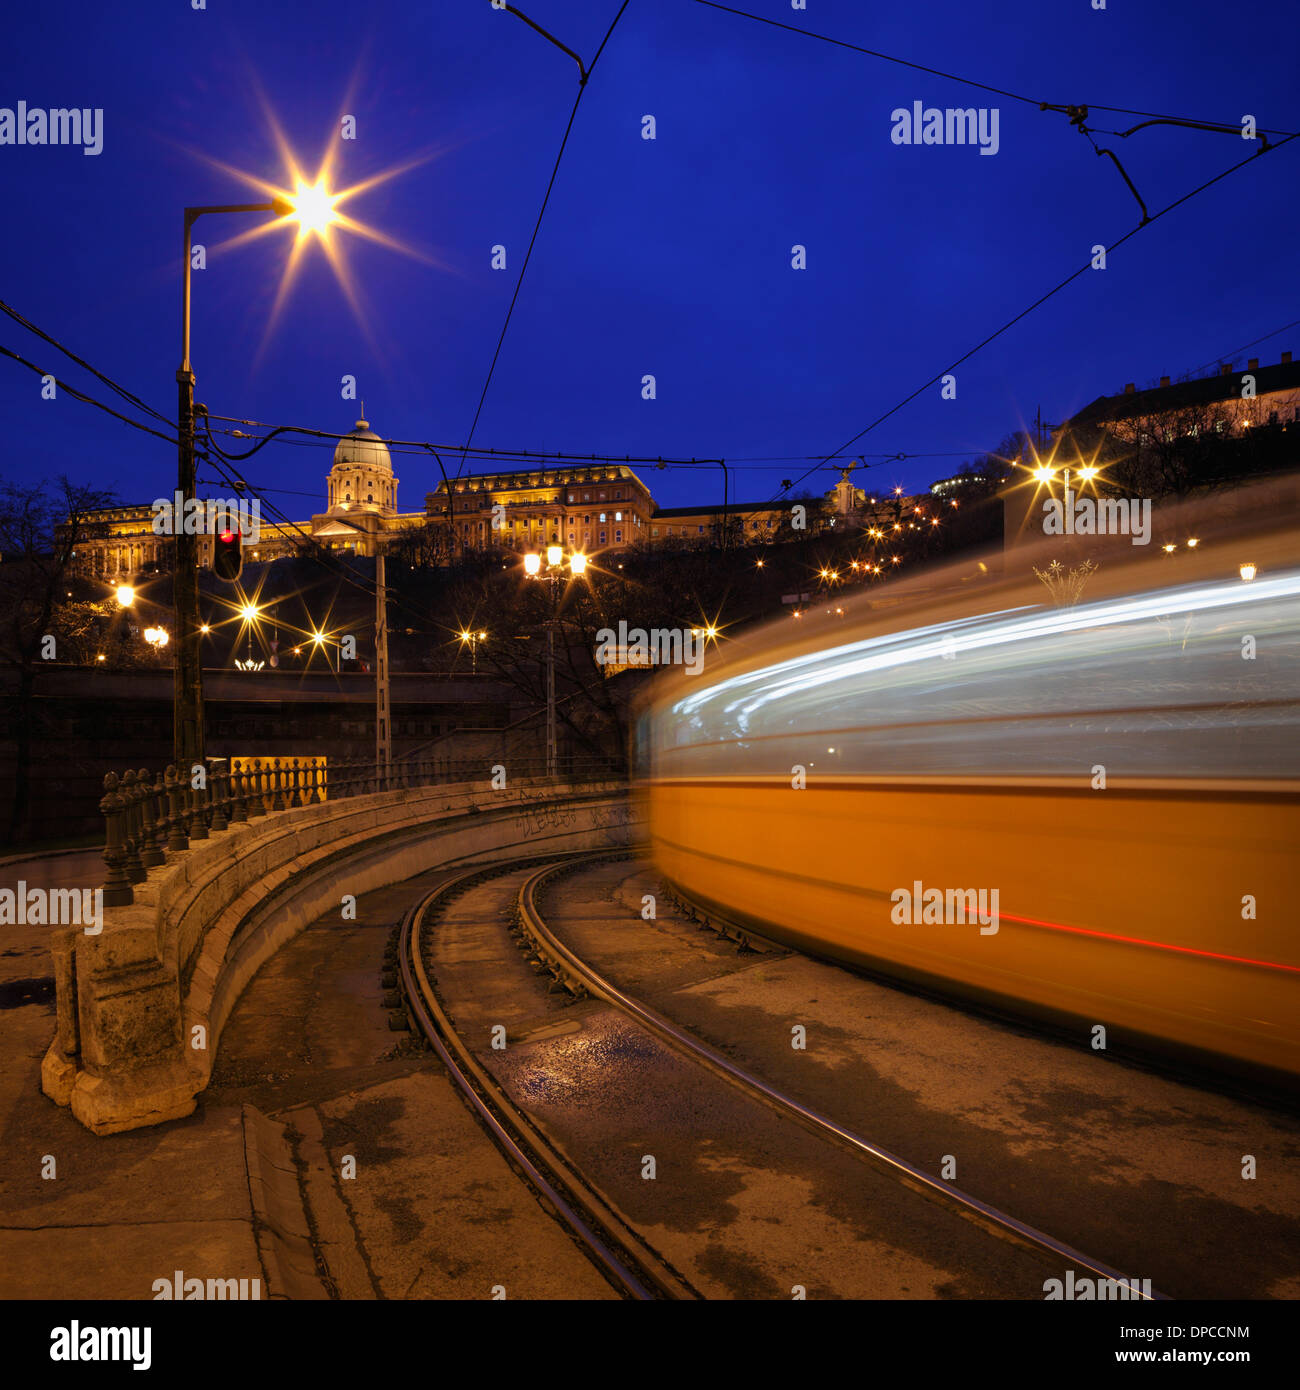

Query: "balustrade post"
<box><xmin>101</xmin><ymin>772</ymin><xmax>133</xmax><ymax>907</ymax></box>
<box><xmin>120</xmin><ymin>770</ymin><xmax>146</xmax><ymax>883</ymax></box>
<box><xmin>138</xmin><ymin>769</ymin><xmax>164</xmax><ymax>867</ymax></box>
<box><xmin>164</xmin><ymin>764</ymin><xmax>188</xmax><ymax>852</ymax></box>
<box><xmin>189</xmin><ymin>763</ymin><xmax>210</xmax><ymax>841</ymax></box>
<box><xmin>248</xmin><ymin>760</ymin><xmax>266</xmax><ymax>817</ymax></box>
<box><xmin>229</xmin><ymin>761</ymin><xmax>248</xmax><ymax>824</ymax></box>
<box><xmin>271</xmin><ymin>759</ymin><xmax>286</xmax><ymax>811</ymax></box>
<box><xmin>209</xmin><ymin>762</ymin><xmax>229</xmax><ymax>832</ymax></box>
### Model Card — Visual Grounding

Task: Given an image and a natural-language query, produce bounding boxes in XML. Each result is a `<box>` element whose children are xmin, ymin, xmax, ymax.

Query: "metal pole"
<box><xmin>546</xmin><ymin>619</ymin><xmax>556</xmax><ymax>779</ymax></box>
<box><xmin>173</xmin><ymin>200</ymin><xmax>283</xmax><ymax>772</ymax></box>
<box><xmin>174</xmin><ymin>210</ymin><xmax>203</xmax><ymax>772</ymax></box>
<box><xmin>376</xmin><ymin>545</ymin><xmax>391</xmax><ymax>784</ymax></box>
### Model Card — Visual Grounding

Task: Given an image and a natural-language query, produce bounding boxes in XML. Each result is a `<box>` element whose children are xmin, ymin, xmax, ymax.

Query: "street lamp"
<box><xmin>458</xmin><ymin>628</ymin><xmax>488</xmax><ymax>673</ymax></box>
<box><xmin>522</xmin><ymin>546</ymin><xmax>587</xmax><ymax>778</ymax></box>
<box><xmin>173</xmin><ymin>189</ymin><xmax>339</xmax><ymax>771</ymax></box>
<box><xmin>115</xmin><ymin>584</ymin><xmax>136</xmax><ymax>608</ymax></box>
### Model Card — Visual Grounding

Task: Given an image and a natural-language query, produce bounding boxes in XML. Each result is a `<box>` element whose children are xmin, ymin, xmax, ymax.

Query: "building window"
<box><xmin>599</xmin><ymin>512</ymin><xmax>607</xmax><ymax>523</ymax></box>
<box><xmin>614</xmin><ymin>511</ymin><xmax>622</xmax><ymax>521</ymax></box>
<box><xmin>583</xmin><ymin>492</ymin><xmax>591</xmax><ymax>502</ymax></box>
<box><xmin>697</xmin><ymin>525</ymin><xmax>704</xmax><ymax>534</ymax></box>
<box><xmin>615</xmin><ymin>489</ymin><xmax>623</xmax><ymax>499</ymax></box>
<box><xmin>600</xmin><ymin>531</ymin><xmax>607</xmax><ymax>545</ymax></box>
<box><xmin>615</xmin><ymin>530</ymin><xmax>622</xmax><ymax>543</ymax></box>
<box><xmin>652</xmin><ymin>526</ymin><xmax>659</xmax><ymax>536</ymax></box>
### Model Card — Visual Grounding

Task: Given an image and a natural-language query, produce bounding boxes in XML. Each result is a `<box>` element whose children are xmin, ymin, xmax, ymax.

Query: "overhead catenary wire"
<box><xmin>692</xmin><ymin>0</ymin><xmax>1299</xmax><ymax>137</ymax></box>
<box><xmin>0</xmin><ymin>298</ymin><xmax>176</xmax><ymax>430</ymax></box>
<box><xmin>456</xmin><ymin>0</ymin><xmax>631</xmax><ymax>480</ymax></box>
<box><xmin>728</xmin><ymin>129</ymin><xmax>1300</xmax><ymax>528</ymax></box>
<box><xmin>0</xmin><ymin>343</ymin><xmax>198</xmax><ymax>454</ymax></box>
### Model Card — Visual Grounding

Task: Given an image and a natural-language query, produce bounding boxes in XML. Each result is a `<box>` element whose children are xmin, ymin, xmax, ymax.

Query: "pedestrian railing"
<box><xmin>99</xmin><ymin>753</ymin><xmax>626</xmax><ymax>908</ymax></box>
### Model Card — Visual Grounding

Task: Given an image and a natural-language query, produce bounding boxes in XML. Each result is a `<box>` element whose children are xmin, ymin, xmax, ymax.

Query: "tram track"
<box><xmin>397</xmin><ymin>847</ymin><xmax>1174</xmax><ymax>1300</ymax></box>
<box><xmin>516</xmin><ymin>851</ymin><xmax>1165</xmax><ymax>1300</ymax></box>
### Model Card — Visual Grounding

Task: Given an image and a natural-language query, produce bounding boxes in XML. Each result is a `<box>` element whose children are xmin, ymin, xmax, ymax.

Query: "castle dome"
<box><xmin>332</xmin><ymin>414</ymin><xmax>392</xmax><ymax>475</ymax></box>
<box><xmin>326</xmin><ymin>410</ymin><xmax>399</xmax><ymax>515</ymax></box>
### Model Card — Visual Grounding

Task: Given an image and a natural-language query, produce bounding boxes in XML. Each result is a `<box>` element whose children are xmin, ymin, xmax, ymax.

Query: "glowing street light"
<box><xmin>115</xmin><ymin>584</ymin><xmax>136</xmax><ymax>608</ymax></box>
<box><xmin>143</xmin><ymin>627</ymin><xmax>170</xmax><ymax>648</ymax></box>
<box><xmin>286</xmin><ymin>179</ymin><xmax>340</xmax><ymax>235</ymax></box>
<box><xmin>1239</xmin><ymin>563</ymin><xmax>1257</xmax><ymax>582</ymax></box>
<box><xmin>523</xmin><ymin>546</ymin><xmax>588</xmax><ymax>774</ymax></box>
<box><xmin>458</xmin><ymin>628</ymin><xmax>489</xmax><ymax>673</ymax></box>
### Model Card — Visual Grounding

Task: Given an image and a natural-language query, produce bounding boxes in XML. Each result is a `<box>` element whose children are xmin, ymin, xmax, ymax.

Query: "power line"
<box><xmin>0</xmin><ymin>299</ymin><xmax>175</xmax><ymax>429</ymax></box>
<box><xmin>729</xmin><ymin>129</ymin><xmax>1300</xmax><ymax>526</ymax></box>
<box><xmin>457</xmin><ymin>0</ymin><xmax>631</xmax><ymax>478</ymax></box>
<box><xmin>692</xmin><ymin>1</ymin><xmax>1299</xmax><ymax>137</ymax></box>
<box><xmin>0</xmin><ymin>343</ymin><xmax>196</xmax><ymax>453</ymax></box>
<box><xmin>1182</xmin><ymin>319</ymin><xmax>1300</xmax><ymax>379</ymax></box>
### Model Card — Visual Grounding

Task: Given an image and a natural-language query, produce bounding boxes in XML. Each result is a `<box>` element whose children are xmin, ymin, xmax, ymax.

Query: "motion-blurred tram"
<box><xmin>634</xmin><ymin>509</ymin><xmax>1300</xmax><ymax>1086</ymax></box>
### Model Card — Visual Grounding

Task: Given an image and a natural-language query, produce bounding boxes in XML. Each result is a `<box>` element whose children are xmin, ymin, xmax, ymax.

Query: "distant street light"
<box><xmin>1239</xmin><ymin>563</ymin><xmax>1258</xmax><ymax>582</ymax></box>
<box><xmin>522</xmin><ymin>546</ymin><xmax>588</xmax><ymax>776</ymax></box>
<box><xmin>458</xmin><ymin>628</ymin><xmax>488</xmax><ymax>673</ymax></box>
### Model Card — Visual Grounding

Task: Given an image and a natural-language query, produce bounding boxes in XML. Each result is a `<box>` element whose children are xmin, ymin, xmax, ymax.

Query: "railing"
<box><xmin>99</xmin><ymin>754</ymin><xmax>626</xmax><ymax>908</ymax></box>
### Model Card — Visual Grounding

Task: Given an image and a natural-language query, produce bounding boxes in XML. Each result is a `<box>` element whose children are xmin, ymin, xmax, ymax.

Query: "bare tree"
<box><xmin>0</xmin><ymin>476</ymin><xmax>117</xmax><ymax>842</ymax></box>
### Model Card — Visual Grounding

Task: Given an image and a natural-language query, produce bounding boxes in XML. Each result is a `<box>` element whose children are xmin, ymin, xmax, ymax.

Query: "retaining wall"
<box><xmin>42</xmin><ymin>780</ymin><xmax>638</xmax><ymax>1135</ymax></box>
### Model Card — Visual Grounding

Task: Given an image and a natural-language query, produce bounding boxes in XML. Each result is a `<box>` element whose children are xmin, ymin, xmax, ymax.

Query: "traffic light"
<box><xmin>213</xmin><ymin>528</ymin><xmax>243</xmax><ymax>583</ymax></box>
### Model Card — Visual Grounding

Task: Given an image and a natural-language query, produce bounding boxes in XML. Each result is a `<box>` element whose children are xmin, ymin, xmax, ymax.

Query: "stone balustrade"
<box><xmin>45</xmin><ymin>760</ymin><xmax>637</xmax><ymax>1135</ymax></box>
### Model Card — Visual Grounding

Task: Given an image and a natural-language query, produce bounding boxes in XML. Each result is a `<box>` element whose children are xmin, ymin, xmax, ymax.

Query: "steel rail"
<box><xmin>519</xmin><ymin>855</ymin><xmax>1168</xmax><ymax>1301</ymax></box>
<box><xmin>398</xmin><ymin>861</ymin><xmax>699</xmax><ymax>1301</ymax></box>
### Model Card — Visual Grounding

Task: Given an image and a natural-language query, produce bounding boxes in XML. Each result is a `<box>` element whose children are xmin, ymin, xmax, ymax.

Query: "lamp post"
<box><xmin>523</xmin><ymin>543</ymin><xmax>587</xmax><ymax>778</ymax></box>
<box><xmin>458</xmin><ymin>629</ymin><xmax>488</xmax><ymax>673</ymax></box>
<box><xmin>174</xmin><ymin>190</ymin><xmax>337</xmax><ymax>770</ymax></box>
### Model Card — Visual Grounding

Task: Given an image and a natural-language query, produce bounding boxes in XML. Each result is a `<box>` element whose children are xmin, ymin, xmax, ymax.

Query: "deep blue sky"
<box><xmin>2</xmin><ymin>0</ymin><xmax>1296</xmax><ymax>517</ymax></box>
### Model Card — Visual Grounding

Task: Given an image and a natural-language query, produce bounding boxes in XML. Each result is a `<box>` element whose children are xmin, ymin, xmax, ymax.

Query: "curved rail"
<box><xmin>397</xmin><ymin>859</ymin><xmax>699</xmax><ymax>1301</ymax></box>
<box><xmin>518</xmin><ymin>853</ymin><xmax>1167</xmax><ymax>1301</ymax></box>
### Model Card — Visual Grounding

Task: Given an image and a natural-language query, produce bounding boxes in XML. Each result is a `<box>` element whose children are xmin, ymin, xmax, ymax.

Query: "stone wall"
<box><xmin>43</xmin><ymin>779</ymin><xmax>639</xmax><ymax>1135</ymax></box>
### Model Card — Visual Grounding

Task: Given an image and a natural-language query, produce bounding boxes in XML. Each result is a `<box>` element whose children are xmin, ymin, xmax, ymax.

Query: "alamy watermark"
<box><xmin>151</xmin><ymin>492</ymin><xmax>261</xmax><ymax>543</ymax></box>
<box><xmin>50</xmin><ymin>1322</ymin><xmax>150</xmax><ymax>1369</ymax></box>
<box><xmin>891</xmin><ymin>101</ymin><xmax>1000</xmax><ymax>155</ymax></box>
<box><xmin>1</xmin><ymin>102</ymin><xmax>103</xmax><ymax>156</ymax></box>
<box><xmin>890</xmin><ymin>880</ymin><xmax>999</xmax><ymax>934</ymax></box>
<box><xmin>0</xmin><ymin>882</ymin><xmax>102</xmax><ymax>934</ymax></box>
<box><xmin>595</xmin><ymin>621</ymin><xmax>706</xmax><ymax>675</ymax></box>
<box><xmin>1044</xmin><ymin>1270</ymin><xmax>1152</xmax><ymax>1300</ymax></box>
<box><xmin>1042</xmin><ymin>487</ymin><xmax>1151</xmax><ymax>545</ymax></box>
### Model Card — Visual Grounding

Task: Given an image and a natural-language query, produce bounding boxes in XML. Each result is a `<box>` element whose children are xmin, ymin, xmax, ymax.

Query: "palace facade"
<box><xmin>71</xmin><ymin>414</ymin><xmax>873</xmax><ymax>579</ymax></box>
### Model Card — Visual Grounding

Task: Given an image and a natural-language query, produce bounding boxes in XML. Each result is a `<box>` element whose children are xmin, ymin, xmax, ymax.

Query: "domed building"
<box><xmin>308</xmin><ymin>413</ymin><xmax>403</xmax><ymax>557</ymax></box>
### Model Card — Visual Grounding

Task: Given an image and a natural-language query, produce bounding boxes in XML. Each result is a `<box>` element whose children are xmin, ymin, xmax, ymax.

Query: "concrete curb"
<box><xmin>284</xmin><ymin>1104</ymin><xmax>379</xmax><ymax>1299</ymax></box>
<box><xmin>242</xmin><ymin>1103</ymin><xmax>329</xmax><ymax>1300</ymax></box>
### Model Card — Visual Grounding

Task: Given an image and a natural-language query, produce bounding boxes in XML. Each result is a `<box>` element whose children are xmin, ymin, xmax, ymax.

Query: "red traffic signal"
<box><xmin>213</xmin><ymin>528</ymin><xmax>243</xmax><ymax>582</ymax></box>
